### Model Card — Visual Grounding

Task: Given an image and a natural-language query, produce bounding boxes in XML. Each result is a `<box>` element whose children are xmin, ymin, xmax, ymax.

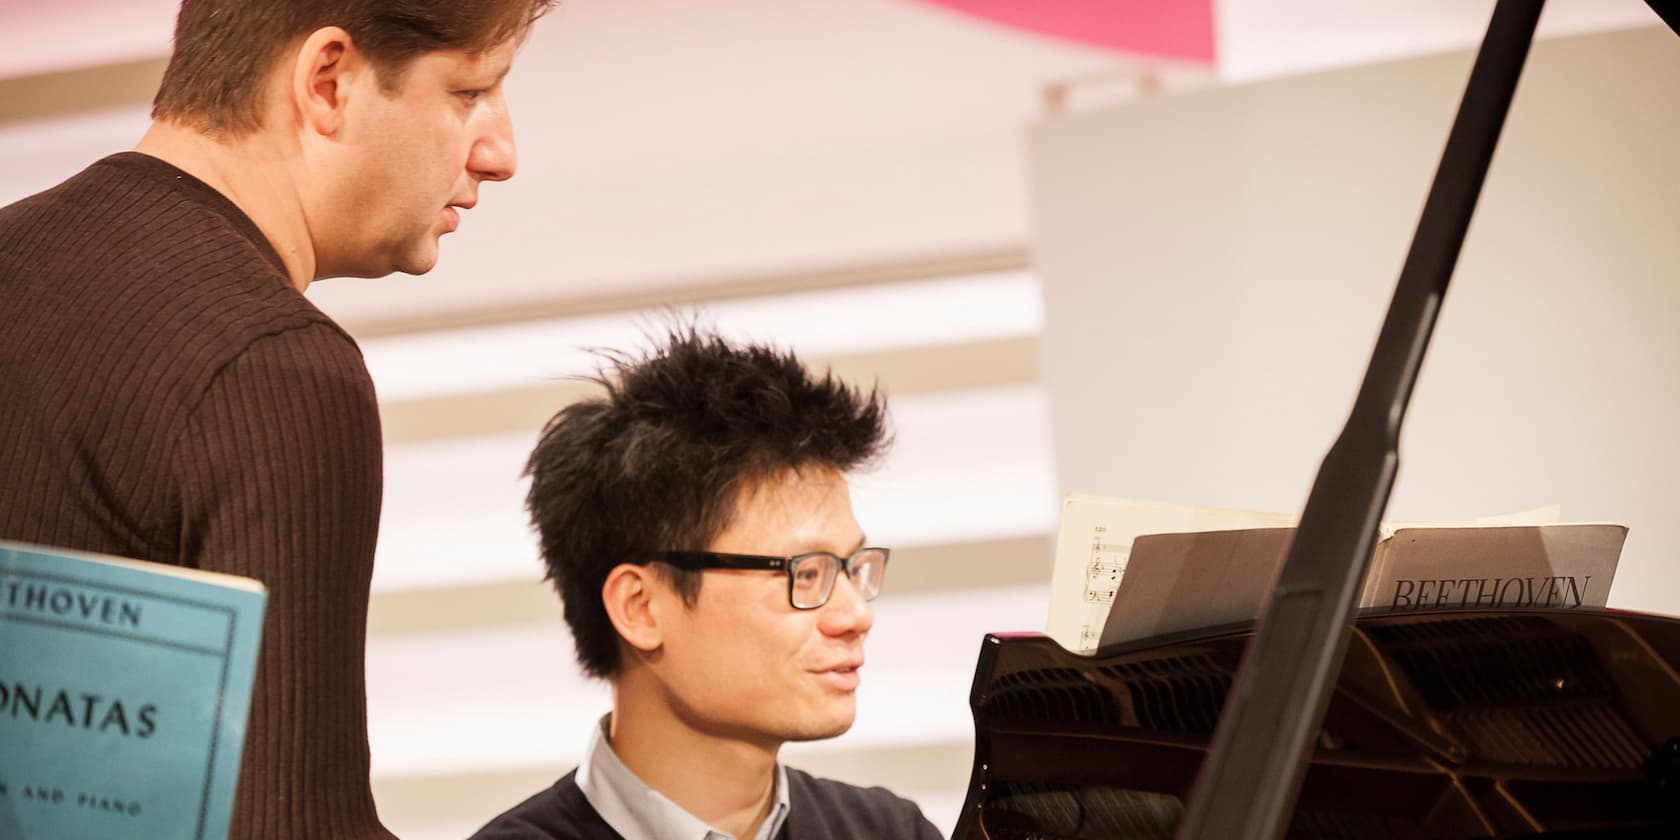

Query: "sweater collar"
<box><xmin>576</xmin><ymin>714</ymin><xmax>791</xmax><ymax>840</ymax></box>
<box><xmin>98</xmin><ymin>152</ymin><xmax>290</xmax><ymax>282</ymax></box>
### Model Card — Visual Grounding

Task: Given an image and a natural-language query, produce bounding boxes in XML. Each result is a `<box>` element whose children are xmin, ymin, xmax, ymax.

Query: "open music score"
<box><xmin>1048</xmin><ymin>496</ymin><xmax>1297</xmax><ymax>654</ymax></box>
<box><xmin>1043</xmin><ymin>495</ymin><xmax>1610</xmax><ymax>654</ymax></box>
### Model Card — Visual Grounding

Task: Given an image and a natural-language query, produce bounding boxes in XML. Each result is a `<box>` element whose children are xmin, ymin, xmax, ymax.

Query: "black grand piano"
<box><xmin>955</xmin><ymin>2</ymin><xmax>1680</xmax><ymax>837</ymax></box>
<box><xmin>956</xmin><ymin>610</ymin><xmax>1680</xmax><ymax>838</ymax></box>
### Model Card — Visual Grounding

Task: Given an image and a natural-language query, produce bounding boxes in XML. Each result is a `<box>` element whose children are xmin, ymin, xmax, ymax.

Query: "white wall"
<box><xmin>1032</xmin><ymin>24</ymin><xmax>1680</xmax><ymax>615</ymax></box>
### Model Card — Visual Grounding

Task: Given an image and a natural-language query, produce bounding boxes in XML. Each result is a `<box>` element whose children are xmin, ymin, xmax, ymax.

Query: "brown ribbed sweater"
<box><xmin>0</xmin><ymin>152</ymin><xmax>395</xmax><ymax>839</ymax></box>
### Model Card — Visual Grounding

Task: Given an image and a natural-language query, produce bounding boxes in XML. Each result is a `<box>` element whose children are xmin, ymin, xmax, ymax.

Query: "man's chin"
<box><xmin>779</xmin><ymin>706</ymin><xmax>856</xmax><ymax>743</ymax></box>
<box><xmin>391</xmin><ymin>248</ymin><xmax>440</xmax><ymax>276</ymax></box>
<box><xmin>781</xmin><ymin>725</ymin><xmax>853</xmax><ymax>744</ymax></box>
<box><xmin>321</xmin><ymin>246</ymin><xmax>438</xmax><ymax>280</ymax></box>
<box><xmin>379</xmin><ymin>234</ymin><xmax>443</xmax><ymax>277</ymax></box>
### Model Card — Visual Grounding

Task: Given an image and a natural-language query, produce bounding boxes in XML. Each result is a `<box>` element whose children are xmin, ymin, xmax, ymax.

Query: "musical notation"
<box><xmin>1081</xmin><ymin>525</ymin><xmax>1129</xmax><ymax>606</ymax></box>
<box><xmin>1082</xmin><ymin>552</ymin><xmax>1124</xmax><ymax>604</ymax></box>
<box><xmin>1075</xmin><ymin>525</ymin><xmax>1131</xmax><ymax>650</ymax></box>
<box><xmin>1078</xmin><ymin>622</ymin><xmax>1101</xmax><ymax>651</ymax></box>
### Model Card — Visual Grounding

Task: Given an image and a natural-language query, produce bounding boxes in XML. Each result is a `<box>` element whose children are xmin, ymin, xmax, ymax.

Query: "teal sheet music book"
<box><xmin>0</xmin><ymin>540</ymin><xmax>266</xmax><ymax>839</ymax></box>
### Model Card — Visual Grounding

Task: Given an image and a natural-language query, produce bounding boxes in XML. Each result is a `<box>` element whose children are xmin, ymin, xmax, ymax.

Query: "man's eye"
<box><xmin>457</xmin><ymin>89</ymin><xmax>485</xmax><ymax>103</ymax></box>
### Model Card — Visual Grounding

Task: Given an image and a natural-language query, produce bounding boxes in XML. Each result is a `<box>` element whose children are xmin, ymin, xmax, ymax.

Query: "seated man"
<box><xmin>472</xmin><ymin>327</ymin><xmax>943</xmax><ymax>839</ymax></box>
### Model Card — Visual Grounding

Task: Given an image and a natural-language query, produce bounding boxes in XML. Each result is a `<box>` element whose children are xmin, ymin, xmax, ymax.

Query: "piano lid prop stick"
<box><xmin>1176</xmin><ymin>2</ymin><xmax>1544</xmax><ymax>838</ymax></box>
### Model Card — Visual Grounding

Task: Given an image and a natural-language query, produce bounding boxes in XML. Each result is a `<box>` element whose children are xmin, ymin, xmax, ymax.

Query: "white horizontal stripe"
<box><xmin>370</xmin><ymin>384</ymin><xmax>1058</xmax><ymax>592</ymax></box>
<box><xmin>358</xmin><ymin>271</ymin><xmax>1043</xmax><ymax>403</ymax></box>
<box><xmin>0</xmin><ymin>106</ymin><xmax>152</xmax><ymax>207</ymax></box>
<box><xmin>366</xmin><ymin>583</ymin><xmax>1049</xmax><ymax>781</ymax></box>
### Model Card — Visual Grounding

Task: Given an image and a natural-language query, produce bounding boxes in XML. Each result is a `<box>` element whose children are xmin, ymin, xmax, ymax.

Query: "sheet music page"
<box><xmin>1045</xmin><ymin>495</ymin><xmax>1295</xmax><ymax>654</ymax></box>
<box><xmin>1362</xmin><ymin>521</ymin><xmax>1624</xmax><ymax>611</ymax></box>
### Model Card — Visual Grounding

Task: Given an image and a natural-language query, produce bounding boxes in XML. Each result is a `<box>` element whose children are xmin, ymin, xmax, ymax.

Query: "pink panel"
<box><xmin>914</xmin><ymin>0</ymin><xmax>1216</xmax><ymax>63</ymax></box>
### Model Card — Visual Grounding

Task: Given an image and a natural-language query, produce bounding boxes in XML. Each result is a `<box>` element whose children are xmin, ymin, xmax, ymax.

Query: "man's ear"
<box><xmin>601</xmin><ymin>564</ymin><xmax>664</xmax><ymax>654</ymax></box>
<box><xmin>290</xmin><ymin>26</ymin><xmax>360</xmax><ymax>137</ymax></box>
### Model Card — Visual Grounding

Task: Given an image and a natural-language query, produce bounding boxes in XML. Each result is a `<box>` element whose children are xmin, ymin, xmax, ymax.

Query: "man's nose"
<box><xmin>470</xmin><ymin>103</ymin><xmax>517</xmax><ymax>183</ymax></box>
<box><xmin>818</xmin><ymin>572</ymin><xmax>874</xmax><ymax>637</ymax></box>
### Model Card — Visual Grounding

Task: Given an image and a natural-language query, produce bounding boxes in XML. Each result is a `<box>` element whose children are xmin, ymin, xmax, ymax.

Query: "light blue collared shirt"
<box><xmin>576</xmin><ymin>715</ymin><xmax>791</xmax><ymax>840</ymax></box>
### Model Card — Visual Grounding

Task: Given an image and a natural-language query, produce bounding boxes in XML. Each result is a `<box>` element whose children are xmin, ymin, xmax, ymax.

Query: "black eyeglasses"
<box><xmin>633</xmin><ymin>547</ymin><xmax>890</xmax><ymax>610</ymax></box>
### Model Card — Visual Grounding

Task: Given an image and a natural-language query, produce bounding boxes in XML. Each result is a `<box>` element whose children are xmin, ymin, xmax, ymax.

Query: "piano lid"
<box><xmin>954</xmin><ymin>608</ymin><xmax>1680</xmax><ymax>839</ymax></box>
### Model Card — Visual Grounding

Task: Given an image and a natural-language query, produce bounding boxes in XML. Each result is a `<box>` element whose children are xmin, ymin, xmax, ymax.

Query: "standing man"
<box><xmin>0</xmin><ymin>1</ymin><xmax>552</xmax><ymax>836</ymax></box>
<box><xmin>471</xmin><ymin>328</ymin><xmax>945</xmax><ymax>839</ymax></box>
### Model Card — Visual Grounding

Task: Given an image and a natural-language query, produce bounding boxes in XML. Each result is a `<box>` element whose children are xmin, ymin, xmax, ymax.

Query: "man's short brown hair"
<box><xmin>152</xmin><ymin>0</ymin><xmax>556</xmax><ymax>136</ymax></box>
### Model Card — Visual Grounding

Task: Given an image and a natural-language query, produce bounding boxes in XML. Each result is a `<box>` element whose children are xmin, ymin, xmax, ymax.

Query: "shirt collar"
<box><xmin>576</xmin><ymin>714</ymin><xmax>791</xmax><ymax>840</ymax></box>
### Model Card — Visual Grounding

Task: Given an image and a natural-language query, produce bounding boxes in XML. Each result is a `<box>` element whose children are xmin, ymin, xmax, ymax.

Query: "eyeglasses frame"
<box><xmin>630</xmin><ymin>546</ymin><xmax>891</xmax><ymax>610</ymax></box>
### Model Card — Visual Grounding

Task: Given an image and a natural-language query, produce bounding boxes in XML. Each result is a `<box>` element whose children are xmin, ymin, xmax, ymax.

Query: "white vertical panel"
<box><xmin>1031</xmin><ymin>25</ymin><xmax>1680</xmax><ymax>614</ymax></box>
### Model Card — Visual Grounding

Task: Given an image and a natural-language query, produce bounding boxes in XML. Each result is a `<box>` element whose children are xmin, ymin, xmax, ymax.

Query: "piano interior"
<box><xmin>956</xmin><ymin>609</ymin><xmax>1680</xmax><ymax>838</ymax></box>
